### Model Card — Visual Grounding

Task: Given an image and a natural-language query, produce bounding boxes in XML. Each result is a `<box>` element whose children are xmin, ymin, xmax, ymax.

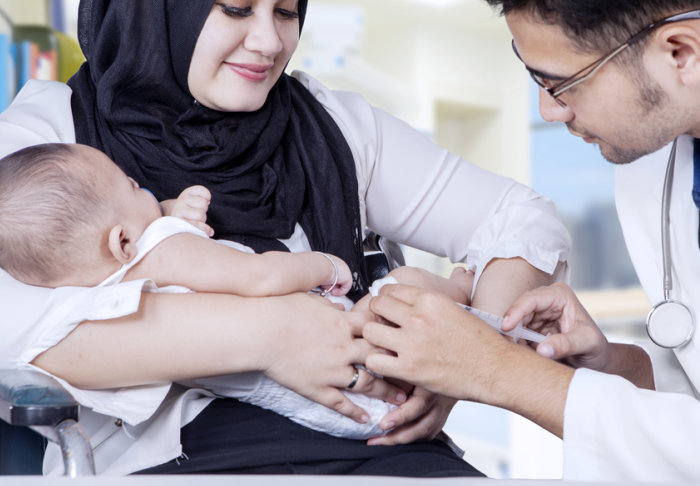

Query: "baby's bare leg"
<box><xmin>353</xmin><ymin>266</ymin><xmax>471</xmax><ymax>313</ymax></box>
<box><xmin>448</xmin><ymin>266</ymin><xmax>474</xmax><ymax>302</ymax></box>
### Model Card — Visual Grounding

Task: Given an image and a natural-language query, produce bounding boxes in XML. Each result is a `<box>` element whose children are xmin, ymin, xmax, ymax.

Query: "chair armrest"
<box><xmin>364</xmin><ymin>231</ymin><xmax>406</xmax><ymax>270</ymax></box>
<box><xmin>0</xmin><ymin>369</ymin><xmax>78</xmax><ymax>426</ymax></box>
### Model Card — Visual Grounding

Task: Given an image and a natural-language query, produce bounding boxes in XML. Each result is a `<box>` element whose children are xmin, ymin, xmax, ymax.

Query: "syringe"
<box><xmin>460</xmin><ymin>304</ymin><xmax>546</xmax><ymax>344</ymax></box>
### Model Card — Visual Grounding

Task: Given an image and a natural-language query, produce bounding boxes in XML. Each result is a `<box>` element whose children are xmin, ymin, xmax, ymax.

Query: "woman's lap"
<box><xmin>138</xmin><ymin>398</ymin><xmax>483</xmax><ymax>477</ymax></box>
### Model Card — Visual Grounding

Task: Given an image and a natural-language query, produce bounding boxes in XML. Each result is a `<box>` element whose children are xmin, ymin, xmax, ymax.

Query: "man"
<box><xmin>363</xmin><ymin>1</ymin><xmax>700</xmax><ymax>481</ymax></box>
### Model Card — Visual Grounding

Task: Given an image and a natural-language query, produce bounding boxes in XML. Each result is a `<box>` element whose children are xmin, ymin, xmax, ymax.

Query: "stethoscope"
<box><xmin>646</xmin><ymin>137</ymin><xmax>696</xmax><ymax>349</ymax></box>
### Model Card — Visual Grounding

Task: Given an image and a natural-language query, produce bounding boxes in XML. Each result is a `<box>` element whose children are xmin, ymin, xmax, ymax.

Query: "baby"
<box><xmin>0</xmin><ymin>143</ymin><xmax>470</xmax><ymax>439</ymax></box>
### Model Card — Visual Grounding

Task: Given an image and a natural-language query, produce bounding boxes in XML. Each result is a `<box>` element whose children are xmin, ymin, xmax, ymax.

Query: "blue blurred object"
<box><xmin>0</xmin><ymin>6</ymin><xmax>13</xmax><ymax>111</ymax></box>
<box><xmin>0</xmin><ymin>370</ymin><xmax>94</xmax><ymax>476</ymax></box>
<box><xmin>51</xmin><ymin>0</ymin><xmax>66</xmax><ymax>33</ymax></box>
<box><xmin>0</xmin><ymin>421</ymin><xmax>45</xmax><ymax>475</ymax></box>
<box><xmin>0</xmin><ymin>34</ymin><xmax>11</xmax><ymax>111</ymax></box>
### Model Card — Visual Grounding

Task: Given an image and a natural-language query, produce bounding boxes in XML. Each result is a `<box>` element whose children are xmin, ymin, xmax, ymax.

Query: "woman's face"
<box><xmin>188</xmin><ymin>0</ymin><xmax>300</xmax><ymax>112</ymax></box>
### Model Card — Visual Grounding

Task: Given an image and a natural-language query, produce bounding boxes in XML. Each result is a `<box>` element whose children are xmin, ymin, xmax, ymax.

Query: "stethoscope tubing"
<box><xmin>646</xmin><ymin>137</ymin><xmax>695</xmax><ymax>349</ymax></box>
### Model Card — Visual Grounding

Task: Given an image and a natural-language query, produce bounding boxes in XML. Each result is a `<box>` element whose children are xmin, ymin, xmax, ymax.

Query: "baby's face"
<box><xmin>75</xmin><ymin>145</ymin><xmax>162</xmax><ymax>238</ymax></box>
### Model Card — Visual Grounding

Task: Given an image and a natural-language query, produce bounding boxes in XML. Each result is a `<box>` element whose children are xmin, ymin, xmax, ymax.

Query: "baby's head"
<box><xmin>0</xmin><ymin>143</ymin><xmax>161</xmax><ymax>287</ymax></box>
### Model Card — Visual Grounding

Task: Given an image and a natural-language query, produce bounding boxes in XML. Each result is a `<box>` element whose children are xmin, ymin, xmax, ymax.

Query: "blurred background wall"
<box><xmin>0</xmin><ymin>0</ymin><xmax>650</xmax><ymax>479</ymax></box>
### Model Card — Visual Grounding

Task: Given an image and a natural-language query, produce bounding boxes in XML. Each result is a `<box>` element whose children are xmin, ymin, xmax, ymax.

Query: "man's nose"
<box><xmin>538</xmin><ymin>89</ymin><xmax>574</xmax><ymax>123</ymax></box>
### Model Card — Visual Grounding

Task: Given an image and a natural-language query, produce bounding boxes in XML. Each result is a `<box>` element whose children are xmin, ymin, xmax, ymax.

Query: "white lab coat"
<box><xmin>562</xmin><ymin>135</ymin><xmax>700</xmax><ymax>482</ymax></box>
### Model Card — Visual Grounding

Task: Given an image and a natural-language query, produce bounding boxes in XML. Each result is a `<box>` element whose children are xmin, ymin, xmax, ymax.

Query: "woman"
<box><xmin>0</xmin><ymin>0</ymin><xmax>570</xmax><ymax>476</ymax></box>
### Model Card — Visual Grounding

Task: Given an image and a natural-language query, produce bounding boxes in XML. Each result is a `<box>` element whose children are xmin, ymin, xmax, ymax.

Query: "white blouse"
<box><xmin>0</xmin><ymin>73</ymin><xmax>571</xmax><ymax>475</ymax></box>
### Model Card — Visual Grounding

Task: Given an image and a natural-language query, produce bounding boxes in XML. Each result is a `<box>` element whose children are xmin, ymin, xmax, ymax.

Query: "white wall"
<box><xmin>0</xmin><ymin>0</ymin><xmax>48</xmax><ymax>25</ymax></box>
<box><xmin>289</xmin><ymin>0</ymin><xmax>531</xmax><ymax>183</ymax></box>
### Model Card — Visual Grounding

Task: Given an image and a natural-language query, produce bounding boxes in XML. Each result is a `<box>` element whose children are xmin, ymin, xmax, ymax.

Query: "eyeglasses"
<box><xmin>512</xmin><ymin>8</ymin><xmax>700</xmax><ymax>108</ymax></box>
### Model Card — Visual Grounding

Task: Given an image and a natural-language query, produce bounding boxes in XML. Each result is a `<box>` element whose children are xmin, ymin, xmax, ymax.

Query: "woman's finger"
<box><xmin>315</xmin><ymin>387</ymin><xmax>370</xmax><ymax>424</ymax></box>
<box><xmin>347</xmin><ymin>367</ymin><xmax>408</xmax><ymax>405</ymax></box>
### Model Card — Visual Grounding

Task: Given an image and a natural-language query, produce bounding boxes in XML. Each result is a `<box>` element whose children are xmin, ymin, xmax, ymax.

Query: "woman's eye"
<box><xmin>275</xmin><ymin>8</ymin><xmax>299</xmax><ymax>20</ymax></box>
<box><xmin>217</xmin><ymin>3</ymin><xmax>252</xmax><ymax>18</ymax></box>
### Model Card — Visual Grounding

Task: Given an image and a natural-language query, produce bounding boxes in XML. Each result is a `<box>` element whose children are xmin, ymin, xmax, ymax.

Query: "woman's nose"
<box><xmin>244</xmin><ymin>14</ymin><xmax>284</xmax><ymax>57</ymax></box>
<box><xmin>538</xmin><ymin>89</ymin><xmax>574</xmax><ymax>123</ymax></box>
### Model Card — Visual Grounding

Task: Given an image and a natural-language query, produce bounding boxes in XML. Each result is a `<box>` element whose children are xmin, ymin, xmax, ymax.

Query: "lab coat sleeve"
<box><xmin>563</xmin><ymin>368</ymin><xmax>700</xmax><ymax>482</ymax></box>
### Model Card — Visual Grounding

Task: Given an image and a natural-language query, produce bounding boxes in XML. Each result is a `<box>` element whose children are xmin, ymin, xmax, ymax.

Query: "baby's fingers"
<box><xmin>187</xmin><ymin>220</ymin><xmax>214</xmax><ymax>237</ymax></box>
<box><xmin>179</xmin><ymin>185</ymin><xmax>212</xmax><ymax>201</ymax></box>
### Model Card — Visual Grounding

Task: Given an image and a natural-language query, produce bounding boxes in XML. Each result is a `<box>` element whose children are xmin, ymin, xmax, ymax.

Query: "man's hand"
<box><xmin>367</xmin><ymin>388</ymin><xmax>456</xmax><ymax>446</ymax></box>
<box><xmin>502</xmin><ymin>282</ymin><xmax>612</xmax><ymax>371</ymax></box>
<box><xmin>503</xmin><ymin>282</ymin><xmax>654</xmax><ymax>388</ymax></box>
<box><xmin>363</xmin><ymin>284</ymin><xmax>574</xmax><ymax>437</ymax></box>
<box><xmin>364</xmin><ymin>284</ymin><xmax>510</xmax><ymax>402</ymax></box>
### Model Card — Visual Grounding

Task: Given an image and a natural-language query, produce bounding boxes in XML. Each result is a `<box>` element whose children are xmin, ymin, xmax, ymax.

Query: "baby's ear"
<box><xmin>107</xmin><ymin>225</ymin><xmax>138</xmax><ymax>264</ymax></box>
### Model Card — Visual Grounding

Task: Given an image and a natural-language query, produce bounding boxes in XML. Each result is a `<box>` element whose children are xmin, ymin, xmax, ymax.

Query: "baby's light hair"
<box><xmin>0</xmin><ymin>143</ymin><xmax>108</xmax><ymax>285</ymax></box>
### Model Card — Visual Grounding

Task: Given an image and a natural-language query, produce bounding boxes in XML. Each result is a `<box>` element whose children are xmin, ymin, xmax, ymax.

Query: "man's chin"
<box><xmin>597</xmin><ymin>144</ymin><xmax>638</xmax><ymax>165</ymax></box>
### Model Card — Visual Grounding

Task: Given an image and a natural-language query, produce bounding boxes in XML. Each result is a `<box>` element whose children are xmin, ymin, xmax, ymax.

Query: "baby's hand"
<box><xmin>161</xmin><ymin>185</ymin><xmax>214</xmax><ymax>237</ymax></box>
<box><xmin>320</xmin><ymin>253</ymin><xmax>353</xmax><ymax>296</ymax></box>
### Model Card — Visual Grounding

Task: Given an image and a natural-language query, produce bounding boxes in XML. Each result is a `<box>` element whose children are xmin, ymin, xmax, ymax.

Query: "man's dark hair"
<box><xmin>485</xmin><ymin>1</ymin><xmax>700</xmax><ymax>56</ymax></box>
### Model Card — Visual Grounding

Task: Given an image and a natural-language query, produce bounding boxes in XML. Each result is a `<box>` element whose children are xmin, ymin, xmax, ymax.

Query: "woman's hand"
<box><xmin>367</xmin><ymin>388</ymin><xmax>456</xmax><ymax>445</ymax></box>
<box><xmin>259</xmin><ymin>293</ymin><xmax>408</xmax><ymax>424</ymax></box>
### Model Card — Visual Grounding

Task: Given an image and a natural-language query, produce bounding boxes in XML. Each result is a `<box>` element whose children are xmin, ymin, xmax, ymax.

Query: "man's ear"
<box><xmin>655</xmin><ymin>24</ymin><xmax>700</xmax><ymax>85</ymax></box>
<box><xmin>107</xmin><ymin>225</ymin><xmax>138</xmax><ymax>264</ymax></box>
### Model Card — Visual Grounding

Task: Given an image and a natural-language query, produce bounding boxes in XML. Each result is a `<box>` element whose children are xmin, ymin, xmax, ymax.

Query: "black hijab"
<box><xmin>68</xmin><ymin>0</ymin><xmax>368</xmax><ymax>297</ymax></box>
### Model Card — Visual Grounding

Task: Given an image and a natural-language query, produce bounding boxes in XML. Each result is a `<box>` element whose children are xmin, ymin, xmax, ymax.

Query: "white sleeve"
<box><xmin>0</xmin><ymin>80</ymin><xmax>76</xmax><ymax>156</ymax></box>
<box><xmin>563</xmin><ymin>368</ymin><xmax>700</xmax><ymax>482</ymax></box>
<box><xmin>364</xmin><ymin>107</ymin><xmax>570</xmax><ymax>282</ymax></box>
<box><xmin>294</xmin><ymin>71</ymin><xmax>571</xmax><ymax>285</ymax></box>
<box><xmin>0</xmin><ymin>268</ymin><xmax>170</xmax><ymax>425</ymax></box>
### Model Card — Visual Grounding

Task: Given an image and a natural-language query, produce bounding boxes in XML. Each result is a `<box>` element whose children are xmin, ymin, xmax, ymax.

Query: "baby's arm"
<box><xmin>125</xmin><ymin>234</ymin><xmax>352</xmax><ymax>296</ymax></box>
<box><xmin>133</xmin><ymin>185</ymin><xmax>352</xmax><ymax>296</ymax></box>
<box><xmin>353</xmin><ymin>266</ymin><xmax>471</xmax><ymax>312</ymax></box>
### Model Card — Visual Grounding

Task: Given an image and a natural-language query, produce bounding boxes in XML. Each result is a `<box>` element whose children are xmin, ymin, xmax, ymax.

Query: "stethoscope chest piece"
<box><xmin>647</xmin><ymin>137</ymin><xmax>696</xmax><ymax>349</ymax></box>
<box><xmin>647</xmin><ymin>299</ymin><xmax>695</xmax><ymax>348</ymax></box>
